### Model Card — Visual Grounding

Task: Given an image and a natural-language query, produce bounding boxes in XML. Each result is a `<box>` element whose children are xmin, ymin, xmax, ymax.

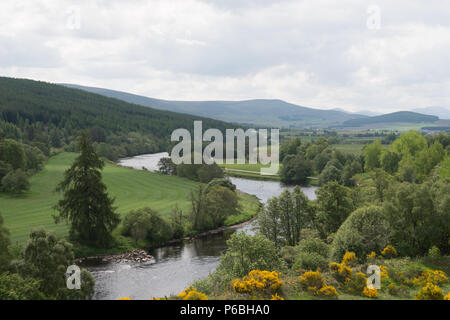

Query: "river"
<box><xmin>87</xmin><ymin>153</ymin><xmax>317</xmax><ymax>300</ymax></box>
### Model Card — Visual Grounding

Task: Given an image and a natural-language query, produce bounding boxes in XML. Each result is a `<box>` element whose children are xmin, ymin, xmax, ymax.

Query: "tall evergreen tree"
<box><xmin>0</xmin><ymin>214</ymin><xmax>11</xmax><ymax>273</ymax></box>
<box><xmin>54</xmin><ymin>131</ymin><xmax>120</xmax><ymax>247</ymax></box>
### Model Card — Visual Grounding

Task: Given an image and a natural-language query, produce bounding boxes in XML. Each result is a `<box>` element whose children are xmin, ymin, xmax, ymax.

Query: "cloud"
<box><xmin>0</xmin><ymin>0</ymin><xmax>449</xmax><ymax>113</ymax></box>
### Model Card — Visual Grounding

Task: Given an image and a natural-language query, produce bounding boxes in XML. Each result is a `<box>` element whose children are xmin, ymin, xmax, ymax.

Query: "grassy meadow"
<box><xmin>0</xmin><ymin>152</ymin><xmax>199</xmax><ymax>245</ymax></box>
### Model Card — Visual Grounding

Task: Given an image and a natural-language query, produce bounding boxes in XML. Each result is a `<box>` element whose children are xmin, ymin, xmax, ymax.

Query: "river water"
<box><xmin>87</xmin><ymin>153</ymin><xmax>317</xmax><ymax>300</ymax></box>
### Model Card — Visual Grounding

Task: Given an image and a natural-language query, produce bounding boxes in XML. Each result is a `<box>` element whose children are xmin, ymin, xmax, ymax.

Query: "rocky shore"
<box><xmin>75</xmin><ymin>249</ymin><xmax>154</xmax><ymax>264</ymax></box>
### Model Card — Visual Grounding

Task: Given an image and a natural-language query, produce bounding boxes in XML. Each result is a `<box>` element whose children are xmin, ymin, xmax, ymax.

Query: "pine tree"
<box><xmin>54</xmin><ymin>131</ymin><xmax>120</xmax><ymax>247</ymax></box>
<box><xmin>0</xmin><ymin>214</ymin><xmax>11</xmax><ymax>273</ymax></box>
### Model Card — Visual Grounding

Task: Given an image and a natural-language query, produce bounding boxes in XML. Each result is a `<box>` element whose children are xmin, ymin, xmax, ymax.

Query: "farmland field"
<box><xmin>0</xmin><ymin>152</ymin><xmax>199</xmax><ymax>244</ymax></box>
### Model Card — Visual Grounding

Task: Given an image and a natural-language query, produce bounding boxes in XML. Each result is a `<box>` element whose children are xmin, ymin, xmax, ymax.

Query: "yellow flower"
<box><xmin>299</xmin><ymin>270</ymin><xmax>325</xmax><ymax>291</ymax></box>
<box><xmin>270</xmin><ymin>293</ymin><xmax>284</xmax><ymax>300</ymax></box>
<box><xmin>366</xmin><ymin>251</ymin><xmax>376</xmax><ymax>262</ymax></box>
<box><xmin>233</xmin><ymin>270</ymin><xmax>283</xmax><ymax>297</ymax></box>
<box><xmin>363</xmin><ymin>286</ymin><xmax>378</xmax><ymax>298</ymax></box>
<box><xmin>413</xmin><ymin>270</ymin><xmax>448</xmax><ymax>287</ymax></box>
<box><xmin>379</xmin><ymin>265</ymin><xmax>389</xmax><ymax>282</ymax></box>
<box><xmin>178</xmin><ymin>286</ymin><xmax>208</xmax><ymax>300</ymax></box>
<box><xmin>317</xmin><ymin>285</ymin><xmax>338</xmax><ymax>298</ymax></box>
<box><xmin>329</xmin><ymin>261</ymin><xmax>352</xmax><ymax>283</ymax></box>
<box><xmin>342</xmin><ymin>252</ymin><xmax>357</xmax><ymax>266</ymax></box>
<box><xmin>381</xmin><ymin>245</ymin><xmax>397</xmax><ymax>259</ymax></box>
<box><xmin>415</xmin><ymin>282</ymin><xmax>444</xmax><ymax>300</ymax></box>
<box><xmin>118</xmin><ymin>297</ymin><xmax>131</xmax><ymax>300</ymax></box>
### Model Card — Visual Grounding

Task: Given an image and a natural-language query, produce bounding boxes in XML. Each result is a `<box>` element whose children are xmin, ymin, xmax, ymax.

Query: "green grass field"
<box><xmin>220</xmin><ymin>163</ymin><xmax>281</xmax><ymax>181</ymax></box>
<box><xmin>0</xmin><ymin>152</ymin><xmax>199</xmax><ymax>245</ymax></box>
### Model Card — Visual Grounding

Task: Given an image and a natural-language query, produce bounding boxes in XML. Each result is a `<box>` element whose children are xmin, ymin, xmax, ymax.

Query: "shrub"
<box><xmin>292</xmin><ymin>252</ymin><xmax>328</xmax><ymax>272</ymax></box>
<box><xmin>218</xmin><ymin>233</ymin><xmax>286</xmax><ymax>278</ymax></box>
<box><xmin>233</xmin><ymin>270</ymin><xmax>282</xmax><ymax>297</ymax></box>
<box><xmin>379</xmin><ymin>265</ymin><xmax>390</xmax><ymax>283</ymax></box>
<box><xmin>381</xmin><ymin>245</ymin><xmax>398</xmax><ymax>259</ymax></box>
<box><xmin>280</xmin><ymin>246</ymin><xmax>300</xmax><ymax>268</ymax></box>
<box><xmin>342</xmin><ymin>252</ymin><xmax>357</xmax><ymax>266</ymax></box>
<box><xmin>387</xmin><ymin>267</ymin><xmax>406</xmax><ymax>285</ymax></box>
<box><xmin>412</xmin><ymin>270</ymin><xmax>448</xmax><ymax>287</ymax></box>
<box><xmin>366</xmin><ymin>251</ymin><xmax>376</xmax><ymax>263</ymax></box>
<box><xmin>346</xmin><ymin>272</ymin><xmax>367</xmax><ymax>295</ymax></box>
<box><xmin>206</xmin><ymin>178</ymin><xmax>236</xmax><ymax>192</ymax></box>
<box><xmin>387</xmin><ymin>283</ymin><xmax>409</xmax><ymax>296</ymax></box>
<box><xmin>1</xmin><ymin>169</ymin><xmax>30</xmax><ymax>195</ymax></box>
<box><xmin>178</xmin><ymin>286</ymin><xmax>208</xmax><ymax>300</ymax></box>
<box><xmin>428</xmin><ymin>246</ymin><xmax>441</xmax><ymax>258</ymax></box>
<box><xmin>415</xmin><ymin>283</ymin><xmax>444</xmax><ymax>300</ymax></box>
<box><xmin>297</xmin><ymin>238</ymin><xmax>329</xmax><ymax>258</ymax></box>
<box><xmin>363</xmin><ymin>286</ymin><xmax>378</xmax><ymax>298</ymax></box>
<box><xmin>317</xmin><ymin>285</ymin><xmax>339</xmax><ymax>298</ymax></box>
<box><xmin>122</xmin><ymin>207</ymin><xmax>173</xmax><ymax>245</ymax></box>
<box><xmin>0</xmin><ymin>272</ymin><xmax>44</xmax><ymax>300</ymax></box>
<box><xmin>444</xmin><ymin>292</ymin><xmax>450</xmax><ymax>300</ymax></box>
<box><xmin>329</xmin><ymin>262</ymin><xmax>352</xmax><ymax>284</ymax></box>
<box><xmin>331</xmin><ymin>206</ymin><xmax>389</xmax><ymax>262</ymax></box>
<box><xmin>299</xmin><ymin>271</ymin><xmax>326</xmax><ymax>293</ymax></box>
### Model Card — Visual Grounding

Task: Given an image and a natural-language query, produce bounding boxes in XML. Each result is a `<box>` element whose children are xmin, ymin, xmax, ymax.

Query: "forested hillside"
<box><xmin>0</xmin><ymin>77</ymin><xmax>232</xmax><ymax>161</ymax></box>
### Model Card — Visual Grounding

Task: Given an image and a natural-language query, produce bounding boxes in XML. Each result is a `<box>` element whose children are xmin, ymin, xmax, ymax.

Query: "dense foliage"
<box><xmin>0</xmin><ymin>77</ymin><xmax>231</xmax><ymax>161</ymax></box>
<box><xmin>54</xmin><ymin>132</ymin><xmax>120</xmax><ymax>247</ymax></box>
<box><xmin>0</xmin><ymin>224</ymin><xmax>94</xmax><ymax>300</ymax></box>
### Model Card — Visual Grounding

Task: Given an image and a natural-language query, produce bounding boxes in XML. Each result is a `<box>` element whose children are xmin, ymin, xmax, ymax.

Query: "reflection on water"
<box><xmin>89</xmin><ymin>153</ymin><xmax>318</xmax><ymax>300</ymax></box>
<box><xmin>229</xmin><ymin>177</ymin><xmax>317</xmax><ymax>202</ymax></box>
<box><xmin>87</xmin><ymin>231</ymin><xmax>236</xmax><ymax>300</ymax></box>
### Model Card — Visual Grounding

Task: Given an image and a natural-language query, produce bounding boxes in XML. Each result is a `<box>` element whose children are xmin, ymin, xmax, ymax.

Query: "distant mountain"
<box><xmin>331</xmin><ymin>108</ymin><xmax>381</xmax><ymax>117</ymax></box>
<box><xmin>61</xmin><ymin>84</ymin><xmax>367</xmax><ymax>128</ymax></box>
<box><xmin>342</xmin><ymin>111</ymin><xmax>439</xmax><ymax>127</ymax></box>
<box><xmin>411</xmin><ymin>107</ymin><xmax>450</xmax><ymax>120</ymax></box>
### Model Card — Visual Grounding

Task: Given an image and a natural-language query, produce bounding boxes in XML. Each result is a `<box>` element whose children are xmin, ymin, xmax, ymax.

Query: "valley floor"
<box><xmin>0</xmin><ymin>152</ymin><xmax>259</xmax><ymax>247</ymax></box>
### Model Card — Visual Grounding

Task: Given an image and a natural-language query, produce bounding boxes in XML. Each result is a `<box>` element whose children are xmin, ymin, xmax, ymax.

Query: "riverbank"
<box><xmin>73</xmin><ymin>190</ymin><xmax>262</xmax><ymax>259</ymax></box>
<box><xmin>83</xmin><ymin>154</ymin><xmax>318</xmax><ymax>299</ymax></box>
<box><xmin>76</xmin><ymin>216</ymin><xmax>258</xmax><ymax>265</ymax></box>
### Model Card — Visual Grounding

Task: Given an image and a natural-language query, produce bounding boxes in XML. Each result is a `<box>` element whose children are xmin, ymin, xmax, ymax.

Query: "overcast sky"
<box><xmin>1</xmin><ymin>0</ymin><xmax>449</xmax><ymax>113</ymax></box>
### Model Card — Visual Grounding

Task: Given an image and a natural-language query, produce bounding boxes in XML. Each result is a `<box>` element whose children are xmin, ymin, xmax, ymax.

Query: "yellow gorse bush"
<box><xmin>381</xmin><ymin>245</ymin><xmax>398</xmax><ymax>259</ymax></box>
<box><xmin>270</xmin><ymin>293</ymin><xmax>284</xmax><ymax>300</ymax></box>
<box><xmin>415</xmin><ymin>282</ymin><xmax>444</xmax><ymax>300</ymax></box>
<box><xmin>299</xmin><ymin>270</ymin><xmax>326</xmax><ymax>292</ymax></box>
<box><xmin>118</xmin><ymin>297</ymin><xmax>131</xmax><ymax>300</ymax></box>
<box><xmin>329</xmin><ymin>262</ymin><xmax>352</xmax><ymax>283</ymax></box>
<box><xmin>366</xmin><ymin>251</ymin><xmax>376</xmax><ymax>262</ymax></box>
<box><xmin>363</xmin><ymin>286</ymin><xmax>378</xmax><ymax>298</ymax></box>
<box><xmin>299</xmin><ymin>270</ymin><xmax>339</xmax><ymax>298</ymax></box>
<box><xmin>342</xmin><ymin>251</ymin><xmax>357</xmax><ymax>266</ymax></box>
<box><xmin>317</xmin><ymin>285</ymin><xmax>338</xmax><ymax>298</ymax></box>
<box><xmin>444</xmin><ymin>293</ymin><xmax>450</xmax><ymax>300</ymax></box>
<box><xmin>412</xmin><ymin>270</ymin><xmax>448</xmax><ymax>287</ymax></box>
<box><xmin>346</xmin><ymin>272</ymin><xmax>368</xmax><ymax>295</ymax></box>
<box><xmin>178</xmin><ymin>286</ymin><xmax>208</xmax><ymax>300</ymax></box>
<box><xmin>233</xmin><ymin>270</ymin><xmax>283</xmax><ymax>295</ymax></box>
<box><xmin>379</xmin><ymin>265</ymin><xmax>389</xmax><ymax>282</ymax></box>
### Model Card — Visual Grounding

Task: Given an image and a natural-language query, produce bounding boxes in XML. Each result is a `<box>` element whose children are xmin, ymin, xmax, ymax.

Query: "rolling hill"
<box><xmin>411</xmin><ymin>107</ymin><xmax>450</xmax><ymax>120</ymax></box>
<box><xmin>341</xmin><ymin>111</ymin><xmax>439</xmax><ymax>127</ymax></box>
<box><xmin>61</xmin><ymin>84</ymin><xmax>367</xmax><ymax>128</ymax></box>
<box><xmin>0</xmin><ymin>77</ymin><xmax>234</xmax><ymax>159</ymax></box>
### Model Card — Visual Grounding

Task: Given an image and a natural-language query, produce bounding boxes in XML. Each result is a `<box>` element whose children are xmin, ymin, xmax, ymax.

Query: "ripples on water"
<box><xmin>88</xmin><ymin>153</ymin><xmax>317</xmax><ymax>299</ymax></box>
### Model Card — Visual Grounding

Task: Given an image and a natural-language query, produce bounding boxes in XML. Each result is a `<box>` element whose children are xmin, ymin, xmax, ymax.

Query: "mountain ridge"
<box><xmin>341</xmin><ymin>111</ymin><xmax>439</xmax><ymax>127</ymax></box>
<box><xmin>60</xmin><ymin>83</ymin><xmax>368</xmax><ymax>128</ymax></box>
